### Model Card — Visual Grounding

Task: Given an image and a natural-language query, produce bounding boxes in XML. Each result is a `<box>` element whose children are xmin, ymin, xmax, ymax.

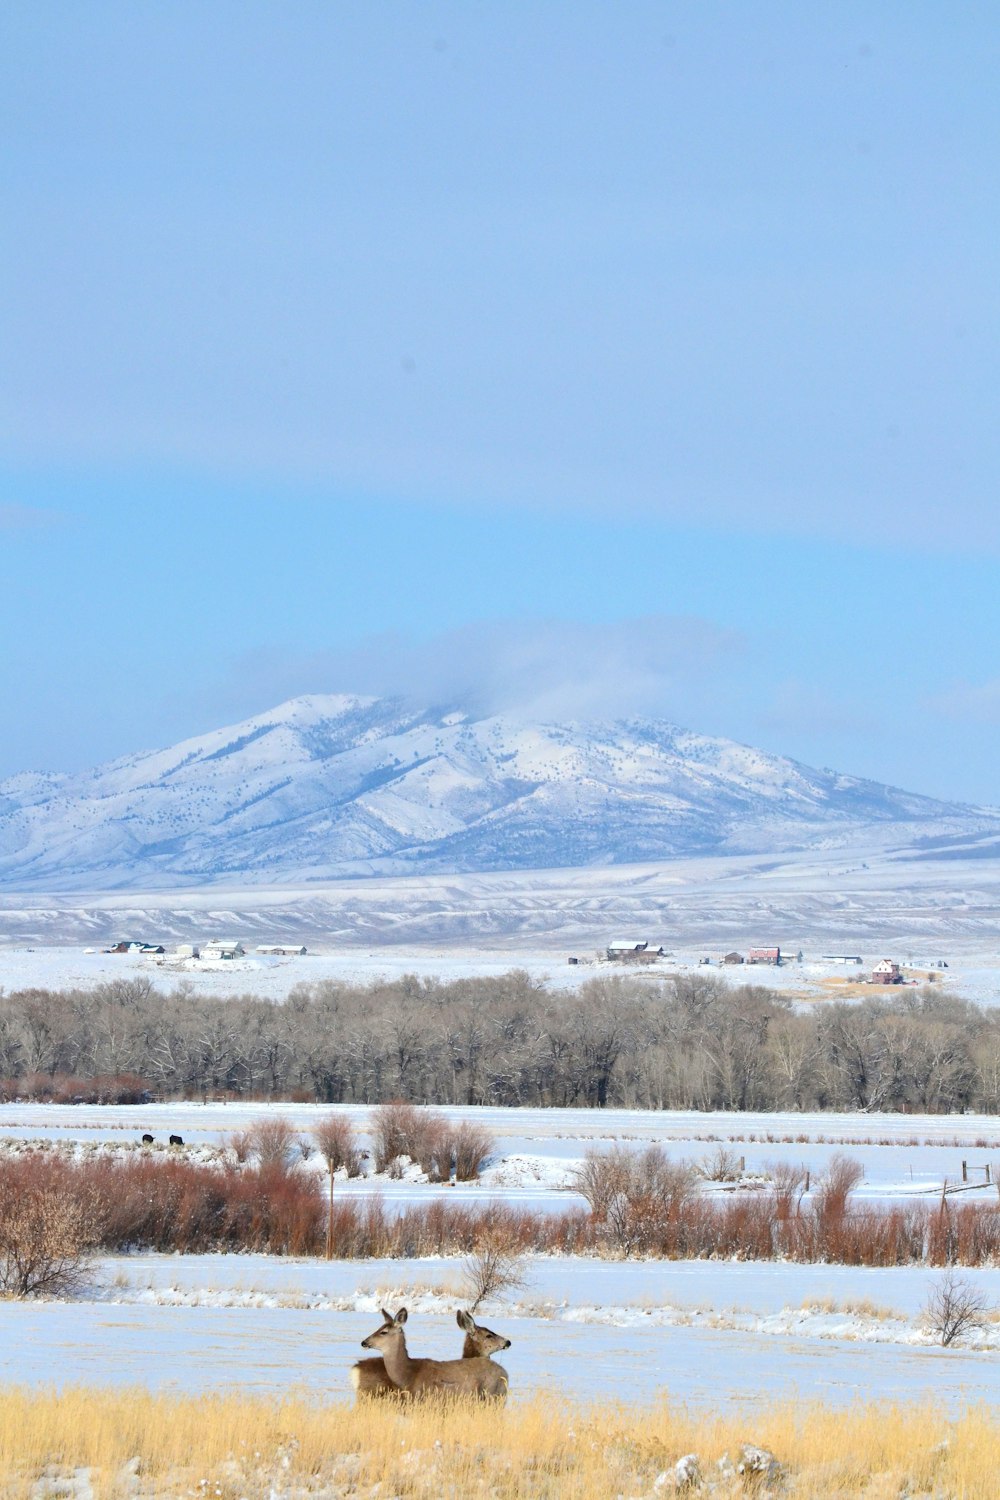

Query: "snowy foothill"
<box><xmin>4</xmin><ymin>833</ymin><xmax>1000</xmax><ymax>970</ymax></box>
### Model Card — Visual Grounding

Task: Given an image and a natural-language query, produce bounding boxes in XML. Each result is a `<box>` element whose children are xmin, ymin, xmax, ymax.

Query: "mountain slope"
<box><xmin>0</xmin><ymin>694</ymin><xmax>997</xmax><ymax>890</ymax></box>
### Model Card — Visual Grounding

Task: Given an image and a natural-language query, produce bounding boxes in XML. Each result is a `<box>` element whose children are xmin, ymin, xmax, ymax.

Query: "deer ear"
<box><xmin>381</xmin><ymin>1308</ymin><xmax>393</xmax><ymax>1324</ymax></box>
<box><xmin>395</xmin><ymin>1307</ymin><xmax>408</xmax><ymax>1325</ymax></box>
<box><xmin>456</xmin><ymin>1309</ymin><xmax>474</xmax><ymax>1330</ymax></box>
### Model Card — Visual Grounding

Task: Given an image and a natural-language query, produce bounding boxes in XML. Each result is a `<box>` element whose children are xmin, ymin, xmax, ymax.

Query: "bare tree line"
<box><xmin>1</xmin><ymin>970</ymin><xmax>999</xmax><ymax>1112</ymax></box>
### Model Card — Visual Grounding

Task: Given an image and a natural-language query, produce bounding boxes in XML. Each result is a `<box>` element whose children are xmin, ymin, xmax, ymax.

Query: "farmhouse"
<box><xmin>201</xmin><ymin>939</ymin><xmax>246</xmax><ymax>960</ymax></box>
<box><xmin>108</xmin><ymin>940</ymin><xmax>164</xmax><ymax>955</ymax></box>
<box><xmin>256</xmin><ymin>944</ymin><xmax>307</xmax><ymax>956</ymax></box>
<box><xmin>606</xmin><ymin>940</ymin><xmax>665</xmax><ymax>964</ymax></box>
<box><xmin>748</xmin><ymin>946</ymin><xmax>781</xmax><ymax>966</ymax></box>
<box><xmin>871</xmin><ymin>958</ymin><xmax>903</xmax><ymax>985</ymax></box>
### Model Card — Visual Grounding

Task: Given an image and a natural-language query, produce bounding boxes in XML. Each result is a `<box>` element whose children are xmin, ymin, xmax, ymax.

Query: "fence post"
<box><xmin>962</xmin><ymin>1160</ymin><xmax>968</xmax><ymax>1182</ymax></box>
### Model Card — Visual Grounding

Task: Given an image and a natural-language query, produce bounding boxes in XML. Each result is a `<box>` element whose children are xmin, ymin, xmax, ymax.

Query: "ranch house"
<box><xmin>606</xmin><ymin>940</ymin><xmax>665</xmax><ymax>964</ymax></box>
<box><xmin>201</xmin><ymin>939</ymin><xmax>246</xmax><ymax>960</ymax></box>
<box><xmin>871</xmin><ymin>958</ymin><xmax>903</xmax><ymax>984</ymax></box>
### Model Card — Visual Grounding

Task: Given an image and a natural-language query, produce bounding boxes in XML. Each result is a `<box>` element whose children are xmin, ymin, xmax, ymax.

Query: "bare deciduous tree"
<box><xmin>922</xmin><ymin>1269</ymin><xmax>992</xmax><ymax>1346</ymax></box>
<box><xmin>0</xmin><ymin>1175</ymin><xmax>100</xmax><ymax>1298</ymax></box>
<box><xmin>461</xmin><ymin>1230</ymin><xmax>529</xmax><ymax>1312</ymax></box>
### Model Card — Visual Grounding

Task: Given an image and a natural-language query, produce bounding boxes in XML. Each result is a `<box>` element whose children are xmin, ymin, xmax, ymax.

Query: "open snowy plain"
<box><xmin>1</xmin><ymin>1103</ymin><xmax>999</xmax><ymax>1412</ymax></box>
<box><xmin>2</xmin><ymin>932</ymin><xmax>999</xmax><ymax>1006</ymax></box>
<box><xmin>3</xmin><ymin>839</ymin><xmax>1000</xmax><ymax>1002</ymax></box>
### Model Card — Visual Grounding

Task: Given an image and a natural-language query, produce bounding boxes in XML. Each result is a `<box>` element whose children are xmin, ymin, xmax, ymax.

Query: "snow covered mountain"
<box><xmin>1</xmin><ymin>694</ymin><xmax>998</xmax><ymax>890</ymax></box>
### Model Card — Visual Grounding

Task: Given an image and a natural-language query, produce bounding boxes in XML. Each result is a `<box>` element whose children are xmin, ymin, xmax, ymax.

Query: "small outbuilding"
<box><xmin>256</xmin><ymin>944</ymin><xmax>307</xmax><ymax>956</ymax></box>
<box><xmin>722</xmin><ymin>951</ymin><xmax>744</xmax><ymax>965</ymax></box>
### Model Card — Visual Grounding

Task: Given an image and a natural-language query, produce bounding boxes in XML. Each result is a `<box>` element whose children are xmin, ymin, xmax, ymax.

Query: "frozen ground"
<box><xmin>0</xmin><ymin>1253</ymin><xmax>998</xmax><ymax>1412</ymax></box>
<box><xmin>1</xmin><ymin>939</ymin><xmax>999</xmax><ymax>1006</ymax></box>
<box><xmin>3</xmin><ymin>1102</ymin><xmax>1000</xmax><ymax>1210</ymax></box>
<box><xmin>2</xmin><ymin>1106</ymin><xmax>999</xmax><ymax>1409</ymax></box>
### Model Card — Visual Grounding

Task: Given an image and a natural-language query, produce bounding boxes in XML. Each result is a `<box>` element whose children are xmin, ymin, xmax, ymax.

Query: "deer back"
<box><xmin>409</xmin><ymin>1353</ymin><xmax>509</xmax><ymax>1401</ymax></box>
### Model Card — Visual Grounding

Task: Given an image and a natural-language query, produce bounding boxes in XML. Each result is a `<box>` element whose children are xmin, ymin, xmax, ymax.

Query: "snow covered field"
<box><xmin>2</xmin><ymin>936</ymin><xmax>1000</xmax><ymax>1006</ymax></box>
<box><xmin>3</xmin><ymin>1102</ymin><xmax>1000</xmax><ymax>1210</ymax></box>
<box><xmin>0</xmin><ymin>1253</ymin><xmax>997</xmax><ymax>1412</ymax></box>
<box><xmin>1</xmin><ymin>1104</ymin><xmax>999</xmax><ymax>1410</ymax></box>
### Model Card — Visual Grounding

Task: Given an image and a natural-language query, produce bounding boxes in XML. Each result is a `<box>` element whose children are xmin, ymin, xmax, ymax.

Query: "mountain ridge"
<box><xmin>1</xmin><ymin>693</ymin><xmax>997</xmax><ymax>891</ymax></box>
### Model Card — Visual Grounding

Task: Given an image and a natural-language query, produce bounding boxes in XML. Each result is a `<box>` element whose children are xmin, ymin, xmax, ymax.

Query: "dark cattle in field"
<box><xmin>141</xmin><ymin>1133</ymin><xmax>154</xmax><ymax>1145</ymax></box>
<box><xmin>169</xmin><ymin>1134</ymin><xmax>183</xmax><ymax>1146</ymax></box>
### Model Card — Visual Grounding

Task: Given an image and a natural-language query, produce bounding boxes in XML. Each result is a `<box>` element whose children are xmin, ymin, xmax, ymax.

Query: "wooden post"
<box><xmin>804</xmin><ymin>1170</ymin><xmax>810</xmax><ymax>1193</ymax></box>
<box><xmin>986</xmin><ymin>1163</ymin><xmax>992</xmax><ymax>1184</ymax></box>
<box><xmin>739</xmin><ymin>1155</ymin><xmax>745</xmax><ymax>1173</ymax></box>
<box><xmin>962</xmin><ymin>1160</ymin><xmax>968</xmax><ymax>1182</ymax></box>
<box><xmin>326</xmin><ymin>1168</ymin><xmax>334</xmax><ymax>1260</ymax></box>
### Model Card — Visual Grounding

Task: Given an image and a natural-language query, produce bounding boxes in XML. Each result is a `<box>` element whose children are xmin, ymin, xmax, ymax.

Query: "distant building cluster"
<box><xmin>104</xmin><ymin>938</ymin><xmax>307</xmax><ymax>961</ymax></box>
<box><xmin>569</xmin><ymin>941</ymin><xmax>950</xmax><ymax>989</ymax></box>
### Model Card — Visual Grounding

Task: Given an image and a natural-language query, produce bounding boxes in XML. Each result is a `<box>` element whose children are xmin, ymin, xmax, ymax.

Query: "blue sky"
<box><xmin>2</xmin><ymin>3</ymin><xmax>999</xmax><ymax>802</ymax></box>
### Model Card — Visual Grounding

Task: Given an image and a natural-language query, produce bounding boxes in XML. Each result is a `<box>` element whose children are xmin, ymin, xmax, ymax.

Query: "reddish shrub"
<box><xmin>448</xmin><ymin>1120</ymin><xmax>495</xmax><ymax>1181</ymax></box>
<box><xmin>312</xmin><ymin>1115</ymin><xmax>364</xmax><ymax>1178</ymax></box>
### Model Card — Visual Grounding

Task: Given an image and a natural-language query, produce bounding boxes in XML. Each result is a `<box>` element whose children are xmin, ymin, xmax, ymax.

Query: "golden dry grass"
<box><xmin>0</xmin><ymin>1388</ymin><xmax>997</xmax><ymax>1498</ymax></box>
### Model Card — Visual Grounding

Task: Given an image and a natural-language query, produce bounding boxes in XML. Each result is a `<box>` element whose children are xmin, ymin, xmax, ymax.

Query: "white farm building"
<box><xmin>201</xmin><ymin>939</ymin><xmax>246</xmax><ymax>960</ymax></box>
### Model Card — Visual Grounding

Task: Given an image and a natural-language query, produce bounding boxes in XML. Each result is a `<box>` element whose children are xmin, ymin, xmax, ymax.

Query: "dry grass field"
<box><xmin>0</xmin><ymin>1387</ymin><xmax>997</xmax><ymax>1498</ymax></box>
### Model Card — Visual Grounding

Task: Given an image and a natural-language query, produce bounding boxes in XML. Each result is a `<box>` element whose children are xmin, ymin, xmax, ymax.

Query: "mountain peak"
<box><xmin>0</xmin><ymin>697</ymin><xmax>995</xmax><ymax>891</ymax></box>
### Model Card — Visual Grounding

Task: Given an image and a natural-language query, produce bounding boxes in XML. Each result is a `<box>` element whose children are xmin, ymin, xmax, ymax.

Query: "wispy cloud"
<box><xmin>183</xmin><ymin>616</ymin><xmax>746</xmax><ymax>730</ymax></box>
<box><xmin>924</xmin><ymin>678</ymin><xmax>1000</xmax><ymax>725</ymax></box>
<box><xmin>0</xmin><ymin>503</ymin><xmax>64</xmax><ymax>530</ymax></box>
<box><xmin>756</xmin><ymin>681</ymin><xmax>882</xmax><ymax>740</ymax></box>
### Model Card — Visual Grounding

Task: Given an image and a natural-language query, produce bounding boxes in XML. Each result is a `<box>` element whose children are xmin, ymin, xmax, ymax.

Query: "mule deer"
<box><xmin>356</xmin><ymin>1307</ymin><xmax>509</xmax><ymax>1401</ymax></box>
<box><xmin>351</xmin><ymin>1309</ymin><xmax>511</xmax><ymax>1399</ymax></box>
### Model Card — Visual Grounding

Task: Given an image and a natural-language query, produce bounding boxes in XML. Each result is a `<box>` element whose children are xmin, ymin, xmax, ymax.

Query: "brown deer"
<box><xmin>355</xmin><ymin>1307</ymin><xmax>510</xmax><ymax>1401</ymax></box>
<box><xmin>351</xmin><ymin>1309</ymin><xmax>511</xmax><ymax>1399</ymax></box>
